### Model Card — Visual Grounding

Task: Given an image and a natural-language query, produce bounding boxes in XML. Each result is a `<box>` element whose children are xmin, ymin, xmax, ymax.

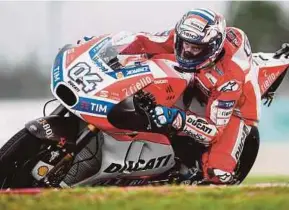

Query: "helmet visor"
<box><xmin>179</xmin><ymin>40</ymin><xmax>211</xmax><ymax>61</ymax></box>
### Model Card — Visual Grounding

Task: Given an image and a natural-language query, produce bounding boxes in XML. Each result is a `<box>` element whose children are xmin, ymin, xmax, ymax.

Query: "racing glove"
<box><xmin>150</xmin><ymin>105</ymin><xmax>218</xmax><ymax>146</ymax></box>
<box><xmin>150</xmin><ymin>106</ymin><xmax>185</xmax><ymax>131</ymax></box>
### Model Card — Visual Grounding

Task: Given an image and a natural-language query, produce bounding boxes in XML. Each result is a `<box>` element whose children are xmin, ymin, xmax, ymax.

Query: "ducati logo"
<box><xmin>104</xmin><ymin>154</ymin><xmax>172</xmax><ymax>174</ymax></box>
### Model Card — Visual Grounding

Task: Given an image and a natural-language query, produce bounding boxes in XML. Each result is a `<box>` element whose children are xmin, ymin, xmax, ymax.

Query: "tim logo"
<box><xmin>73</xmin><ymin>97</ymin><xmax>114</xmax><ymax>116</ymax></box>
<box><xmin>218</xmin><ymin>100</ymin><xmax>235</xmax><ymax>109</ymax></box>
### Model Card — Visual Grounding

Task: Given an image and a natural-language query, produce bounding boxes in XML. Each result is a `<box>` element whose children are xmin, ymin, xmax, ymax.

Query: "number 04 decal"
<box><xmin>68</xmin><ymin>62</ymin><xmax>103</xmax><ymax>93</ymax></box>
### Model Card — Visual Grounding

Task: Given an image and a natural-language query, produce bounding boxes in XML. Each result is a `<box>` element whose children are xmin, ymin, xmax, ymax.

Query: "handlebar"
<box><xmin>133</xmin><ymin>91</ymin><xmax>178</xmax><ymax>138</ymax></box>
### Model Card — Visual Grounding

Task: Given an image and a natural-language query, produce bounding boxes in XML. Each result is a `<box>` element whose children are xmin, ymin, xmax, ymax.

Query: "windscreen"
<box><xmin>93</xmin><ymin>34</ymin><xmax>147</xmax><ymax>71</ymax></box>
<box><xmin>97</xmin><ymin>39</ymin><xmax>123</xmax><ymax>70</ymax></box>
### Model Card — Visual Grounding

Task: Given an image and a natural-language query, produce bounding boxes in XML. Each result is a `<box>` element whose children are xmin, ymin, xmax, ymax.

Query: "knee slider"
<box><xmin>207</xmin><ymin>168</ymin><xmax>234</xmax><ymax>183</ymax></box>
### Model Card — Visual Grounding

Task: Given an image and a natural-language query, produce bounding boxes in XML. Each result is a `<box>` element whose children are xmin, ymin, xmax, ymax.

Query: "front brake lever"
<box><xmin>133</xmin><ymin>91</ymin><xmax>157</xmax><ymax>131</ymax></box>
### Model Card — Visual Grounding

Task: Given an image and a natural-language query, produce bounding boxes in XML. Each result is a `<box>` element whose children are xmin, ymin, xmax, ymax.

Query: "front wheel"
<box><xmin>0</xmin><ymin>128</ymin><xmax>43</xmax><ymax>189</ymax></box>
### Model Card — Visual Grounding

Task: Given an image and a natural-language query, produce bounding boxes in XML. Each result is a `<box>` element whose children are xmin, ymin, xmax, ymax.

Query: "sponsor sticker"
<box><xmin>216</xmin><ymin>118</ymin><xmax>230</xmax><ymax>126</ymax></box>
<box><xmin>184</xmin><ymin>14</ymin><xmax>208</xmax><ymax>32</ymax></box>
<box><xmin>37</xmin><ymin>118</ymin><xmax>54</xmax><ymax>138</ymax></box>
<box><xmin>116</xmin><ymin>72</ymin><xmax>124</xmax><ymax>79</ymax></box>
<box><xmin>122</xmin><ymin>76</ymin><xmax>152</xmax><ymax>97</ymax></box>
<box><xmin>154</xmin><ymin>79</ymin><xmax>168</xmax><ymax>84</ymax></box>
<box><xmin>180</xmin><ymin>30</ymin><xmax>200</xmax><ymax>40</ymax></box>
<box><xmin>52</xmin><ymin>52</ymin><xmax>64</xmax><ymax>88</ymax></box>
<box><xmin>73</xmin><ymin>97</ymin><xmax>115</xmax><ymax>116</ymax></box>
<box><xmin>68</xmin><ymin>62</ymin><xmax>103</xmax><ymax>93</ymax></box>
<box><xmin>89</xmin><ymin>37</ymin><xmax>111</xmax><ymax>59</ymax></box>
<box><xmin>31</xmin><ymin>161</ymin><xmax>54</xmax><ymax>181</ymax></box>
<box><xmin>107</xmin><ymin>66</ymin><xmax>151</xmax><ymax>79</ymax></box>
<box><xmin>186</xmin><ymin>117</ymin><xmax>212</xmax><ymax>134</ymax></box>
<box><xmin>231</xmin><ymin>124</ymin><xmax>251</xmax><ymax>161</ymax></box>
<box><xmin>260</xmin><ymin>72</ymin><xmax>279</xmax><ymax>93</ymax></box>
<box><xmin>104</xmin><ymin>154</ymin><xmax>172</xmax><ymax>173</ymax></box>
<box><xmin>218</xmin><ymin>80</ymin><xmax>240</xmax><ymax>92</ymax></box>
<box><xmin>38</xmin><ymin>166</ymin><xmax>49</xmax><ymax>177</ymax></box>
<box><xmin>218</xmin><ymin>100</ymin><xmax>235</xmax><ymax>109</ymax></box>
<box><xmin>226</xmin><ymin>30</ymin><xmax>240</xmax><ymax>47</ymax></box>
<box><xmin>217</xmin><ymin>109</ymin><xmax>233</xmax><ymax>118</ymax></box>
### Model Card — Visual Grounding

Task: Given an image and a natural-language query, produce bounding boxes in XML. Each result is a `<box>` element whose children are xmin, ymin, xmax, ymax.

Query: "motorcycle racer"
<box><xmin>147</xmin><ymin>8</ymin><xmax>260</xmax><ymax>184</ymax></box>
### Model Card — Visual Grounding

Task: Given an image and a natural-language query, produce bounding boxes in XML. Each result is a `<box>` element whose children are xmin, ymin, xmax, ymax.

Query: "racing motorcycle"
<box><xmin>0</xmin><ymin>33</ymin><xmax>288</xmax><ymax>189</ymax></box>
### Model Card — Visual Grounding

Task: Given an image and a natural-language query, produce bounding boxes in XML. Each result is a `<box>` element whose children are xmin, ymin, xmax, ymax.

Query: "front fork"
<box><xmin>31</xmin><ymin>104</ymin><xmax>99</xmax><ymax>187</ymax></box>
<box><xmin>50</xmin><ymin>104</ymin><xmax>99</xmax><ymax>152</ymax></box>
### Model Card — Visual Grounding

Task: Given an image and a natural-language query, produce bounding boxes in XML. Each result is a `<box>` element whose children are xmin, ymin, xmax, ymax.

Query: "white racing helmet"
<box><xmin>175</xmin><ymin>8</ymin><xmax>226</xmax><ymax>71</ymax></box>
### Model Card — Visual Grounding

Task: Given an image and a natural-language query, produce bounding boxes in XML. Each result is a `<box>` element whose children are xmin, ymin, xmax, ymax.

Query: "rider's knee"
<box><xmin>206</xmin><ymin>168</ymin><xmax>234</xmax><ymax>184</ymax></box>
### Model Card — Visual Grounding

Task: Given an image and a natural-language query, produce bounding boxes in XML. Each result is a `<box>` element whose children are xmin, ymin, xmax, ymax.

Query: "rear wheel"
<box><xmin>0</xmin><ymin>128</ymin><xmax>42</xmax><ymax>189</ymax></box>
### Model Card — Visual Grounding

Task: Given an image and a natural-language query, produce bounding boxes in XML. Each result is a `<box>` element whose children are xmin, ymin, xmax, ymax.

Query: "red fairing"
<box><xmin>258</xmin><ymin>65</ymin><xmax>288</xmax><ymax>96</ymax></box>
<box><xmin>66</xmin><ymin>31</ymin><xmax>187</xmax><ymax>146</ymax></box>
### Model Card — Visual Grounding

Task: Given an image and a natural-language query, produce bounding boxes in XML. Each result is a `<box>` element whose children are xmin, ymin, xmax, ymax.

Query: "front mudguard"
<box><xmin>25</xmin><ymin>115</ymin><xmax>79</xmax><ymax>149</ymax></box>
